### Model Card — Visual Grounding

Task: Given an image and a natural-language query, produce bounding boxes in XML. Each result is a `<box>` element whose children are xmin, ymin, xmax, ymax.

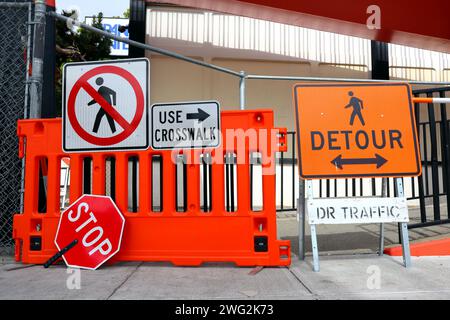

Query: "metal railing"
<box><xmin>47</xmin><ymin>11</ymin><xmax>450</xmax><ymax>112</ymax></box>
<box><xmin>276</xmin><ymin>132</ymin><xmax>296</xmax><ymax>212</ymax></box>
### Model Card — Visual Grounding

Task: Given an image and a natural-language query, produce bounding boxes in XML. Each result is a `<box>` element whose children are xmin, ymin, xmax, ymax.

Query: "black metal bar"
<box><xmin>44</xmin><ymin>239</ymin><xmax>78</xmax><ymax>268</ymax></box>
<box><xmin>414</xmin><ymin>101</ymin><xmax>427</xmax><ymax>223</ymax></box>
<box><xmin>440</xmin><ymin>120</ymin><xmax>448</xmax><ymax>196</ymax></box>
<box><xmin>387</xmin><ymin>178</ymin><xmax>391</xmax><ymax>197</ymax></box>
<box><xmin>129</xmin><ymin>0</ymin><xmax>146</xmax><ymax>58</ymax></box>
<box><xmin>352</xmin><ymin>179</ymin><xmax>356</xmax><ymax>197</ymax></box>
<box><xmin>413</xmin><ymin>86</ymin><xmax>450</xmax><ymax>94</ymax></box>
<box><xmin>408</xmin><ymin>218</ymin><xmax>450</xmax><ymax>229</ymax></box>
<box><xmin>427</xmin><ymin>93</ymin><xmax>441</xmax><ymax>221</ymax></box>
<box><xmin>371</xmin><ymin>178</ymin><xmax>376</xmax><ymax>196</ymax></box>
<box><xmin>422</xmin><ymin>122</ymin><xmax>429</xmax><ymax>196</ymax></box>
<box><xmin>371</xmin><ymin>41</ymin><xmax>389</xmax><ymax>80</ymax></box>
<box><xmin>439</xmin><ymin>91</ymin><xmax>450</xmax><ymax>219</ymax></box>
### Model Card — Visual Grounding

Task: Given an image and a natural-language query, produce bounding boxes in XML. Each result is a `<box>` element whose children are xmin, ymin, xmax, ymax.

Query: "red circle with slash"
<box><xmin>67</xmin><ymin>65</ymin><xmax>144</xmax><ymax>146</ymax></box>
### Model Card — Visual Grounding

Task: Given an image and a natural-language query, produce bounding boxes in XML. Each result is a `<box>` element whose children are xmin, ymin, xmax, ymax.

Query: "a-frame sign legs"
<box><xmin>306</xmin><ymin>178</ymin><xmax>412</xmax><ymax>272</ymax></box>
<box><xmin>306</xmin><ymin>180</ymin><xmax>320</xmax><ymax>272</ymax></box>
<box><xmin>395</xmin><ymin>177</ymin><xmax>412</xmax><ymax>268</ymax></box>
<box><xmin>378</xmin><ymin>178</ymin><xmax>388</xmax><ymax>256</ymax></box>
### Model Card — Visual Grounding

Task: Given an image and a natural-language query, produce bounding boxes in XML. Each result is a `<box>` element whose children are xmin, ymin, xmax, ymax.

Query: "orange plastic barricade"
<box><xmin>13</xmin><ymin>110</ymin><xmax>290</xmax><ymax>266</ymax></box>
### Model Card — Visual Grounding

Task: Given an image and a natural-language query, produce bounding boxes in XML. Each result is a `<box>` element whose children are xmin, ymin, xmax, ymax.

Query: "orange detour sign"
<box><xmin>293</xmin><ymin>83</ymin><xmax>421</xmax><ymax>179</ymax></box>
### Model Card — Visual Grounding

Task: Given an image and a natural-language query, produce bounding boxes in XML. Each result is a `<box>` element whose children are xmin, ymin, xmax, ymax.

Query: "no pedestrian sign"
<box><xmin>293</xmin><ymin>83</ymin><xmax>422</xmax><ymax>179</ymax></box>
<box><xmin>151</xmin><ymin>101</ymin><xmax>220</xmax><ymax>150</ymax></box>
<box><xmin>63</xmin><ymin>58</ymin><xmax>149</xmax><ymax>152</ymax></box>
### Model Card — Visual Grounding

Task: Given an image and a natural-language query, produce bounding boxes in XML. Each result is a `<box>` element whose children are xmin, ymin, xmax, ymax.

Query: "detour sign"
<box><xmin>293</xmin><ymin>83</ymin><xmax>421</xmax><ymax>179</ymax></box>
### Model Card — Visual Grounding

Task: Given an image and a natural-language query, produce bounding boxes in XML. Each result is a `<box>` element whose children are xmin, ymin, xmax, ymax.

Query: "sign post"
<box><xmin>63</xmin><ymin>58</ymin><xmax>149</xmax><ymax>152</ymax></box>
<box><xmin>293</xmin><ymin>82</ymin><xmax>421</xmax><ymax>271</ymax></box>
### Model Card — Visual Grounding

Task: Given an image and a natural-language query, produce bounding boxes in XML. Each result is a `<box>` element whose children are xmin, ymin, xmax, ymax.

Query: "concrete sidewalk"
<box><xmin>1</xmin><ymin>254</ymin><xmax>450</xmax><ymax>300</ymax></box>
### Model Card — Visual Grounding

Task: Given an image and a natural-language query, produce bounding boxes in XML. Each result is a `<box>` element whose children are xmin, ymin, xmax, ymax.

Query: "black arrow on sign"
<box><xmin>186</xmin><ymin>108</ymin><xmax>210</xmax><ymax>123</ymax></box>
<box><xmin>331</xmin><ymin>154</ymin><xmax>388</xmax><ymax>170</ymax></box>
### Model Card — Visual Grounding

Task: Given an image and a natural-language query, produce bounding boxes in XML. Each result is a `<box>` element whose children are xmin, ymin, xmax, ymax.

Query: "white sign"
<box><xmin>151</xmin><ymin>101</ymin><xmax>221</xmax><ymax>150</ymax></box>
<box><xmin>85</xmin><ymin>17</ymin><xmax>129</xmax><ymax>56</ymax></box>
<box><xmin>307</xmin><ymin>197</ymin><xmax>409</xmax><ymax>225</ymax></box>
<box><xmin>63</xmin><ymin>58</ymin><xmax>149</xmax><ymax>152</ymax></box>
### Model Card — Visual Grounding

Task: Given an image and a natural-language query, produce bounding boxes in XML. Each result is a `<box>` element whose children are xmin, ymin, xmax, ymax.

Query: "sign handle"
<box><xmin>44</xmin><ymin>239</ymin><xmax>78</xmax><ymax>268</ymax></box>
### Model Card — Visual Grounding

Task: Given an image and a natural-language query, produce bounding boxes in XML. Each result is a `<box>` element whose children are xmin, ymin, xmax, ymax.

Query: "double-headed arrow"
<box><xmin>186</xmin><ymin>108</ymin><xmax>210</xmax><ymax>123</ymax></box>
<box><xmin>331</xmin><ymin>154</ymin><xmax>388</xmax><ymax>169</ymax></box>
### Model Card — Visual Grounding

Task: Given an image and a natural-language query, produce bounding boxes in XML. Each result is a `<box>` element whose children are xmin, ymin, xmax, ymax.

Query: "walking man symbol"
<box><xmin>345</xmin><ymin>91</ymin><xmax>365</xmax><ymax>126</ymax></box>
<box><xmin>88</xmin><ymin>77</ymin><xmax>117</xmax><ymax>133</ymax></box>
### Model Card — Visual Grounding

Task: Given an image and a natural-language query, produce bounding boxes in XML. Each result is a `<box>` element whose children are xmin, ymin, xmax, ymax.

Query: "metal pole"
<box><xmin>29</xmin><ymin>0</ymin><xmax>47</xmax><ymax>119</ymax></box>
<box><xmin>19</xmin><ymin>3</ymin><xmax>33</xmax><ymax>214</ymax></box>
<box><xmin>305</xmin><ymin>180</ymin><xmax>320</xmax><ymax>272</ymax></box>
<box><xmin>378</xmin><ymin>178</ymin><xmax>388</xmax><ymax>256</ymax></box>
<box><xmin>239</xmin><ymin>71</ymin><xmax>246</xmax><ymax>110</ymax></box>
<box><xmin>395</xmin><ymin>178</ymin><xmax>412</xmax><ymax>268</ymax></box>
<box><xmin>297</xmin><ymin>179</ymin><xmax>306</xmax><ymax>260</ymax></box>
<box><xmin>246</xmin><ymin>74</ymin><xmax>450</xmax><ymax>86</ymax></box>
<box><xmin>48</xmin><ymin>11</ymin><xmax>242</xmax><ymax>78</ymax></box>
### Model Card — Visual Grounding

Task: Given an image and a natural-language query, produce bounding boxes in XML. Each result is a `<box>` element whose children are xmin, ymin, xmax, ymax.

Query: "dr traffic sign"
<box><xmin>63</xmin><ymin>58</ymin><xmax>149</xmax><ymax>152</ymax></box>
<box><xmin>151</xmin><ymin>101</ymin><xmax>220</xmax><ymax>150</ymax></box>
<box><xmin>293</xmin><ymin>83</ymin><xmax>421</xmax><ymax>179</ymax></box>
<box><xmin>54</xmin><ymin>195</ymin><xmax>125</xmax><ymax>270</ymax></box>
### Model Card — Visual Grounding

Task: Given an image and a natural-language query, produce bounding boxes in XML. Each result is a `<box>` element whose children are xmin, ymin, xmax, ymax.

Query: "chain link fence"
<box><xmin>0</xmin><ymin>0</ymin><xmax>33</xmax><ymax>256</ymax></box>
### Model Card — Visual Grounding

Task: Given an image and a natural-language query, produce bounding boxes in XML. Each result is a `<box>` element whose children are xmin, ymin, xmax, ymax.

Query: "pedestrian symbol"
<box><xmin>345</xmin><ymin>91</ymin><xmax>365</xmax><ymax>126</ymax></box>
<box><xmin>63</xmin><ymin>58</ymin><xmax>149</xmax><ymax>152</ymax></box>
<box><xmin>88</xmin><ymin>77</ymin><xmax>118</xmax><ymax>134</ymax></box>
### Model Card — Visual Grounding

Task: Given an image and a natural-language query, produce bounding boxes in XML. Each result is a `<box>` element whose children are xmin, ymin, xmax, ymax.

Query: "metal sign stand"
<box><xmin>304</xmin><ymin>178</ymin><xmax>412</xmax><ymax>272</ymax></box>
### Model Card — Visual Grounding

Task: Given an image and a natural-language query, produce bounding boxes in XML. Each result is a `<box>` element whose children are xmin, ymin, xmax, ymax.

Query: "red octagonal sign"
<box><xmin>55</xmin><ymin>195</ymin><xmax>125</xmax><ymax>270</ymax></box>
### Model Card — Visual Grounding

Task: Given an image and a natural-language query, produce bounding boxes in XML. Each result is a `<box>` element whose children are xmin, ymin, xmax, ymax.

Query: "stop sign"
<box><xmin>54</xmin><ymin>195</ymin><xmax>125</xmax><ymax>270</ymax></box>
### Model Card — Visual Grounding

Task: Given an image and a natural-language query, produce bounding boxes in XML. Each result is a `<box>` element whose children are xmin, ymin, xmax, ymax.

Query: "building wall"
<box><xmin>147</xmin><ymin>54</ymin><xmax>370</xmax><ymax>131</ymax></box>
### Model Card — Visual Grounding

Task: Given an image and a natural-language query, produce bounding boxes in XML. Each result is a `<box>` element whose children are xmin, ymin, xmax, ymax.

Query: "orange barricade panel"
<box><xmin>13</xmin><ymin>110</ymin><xmax>290</xmax><ymax>267</ymax></box>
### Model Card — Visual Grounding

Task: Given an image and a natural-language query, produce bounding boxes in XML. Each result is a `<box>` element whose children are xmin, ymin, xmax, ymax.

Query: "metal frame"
<box><xmin>305</xmin><ymin>178</ymin><xmax>411</xmax><ymax>272</ymax></box>
<box><xmin>47</xmin><ymin>11</ymin><xmax>450</xmax><ymax>115</ymax></box>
